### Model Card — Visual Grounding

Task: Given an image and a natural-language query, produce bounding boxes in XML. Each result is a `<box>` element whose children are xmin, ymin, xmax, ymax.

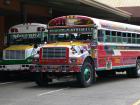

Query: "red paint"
<box><xmin>97</xmin><ymin>44</ymin><xmax>140</xmax><ymax>68</ymax></box>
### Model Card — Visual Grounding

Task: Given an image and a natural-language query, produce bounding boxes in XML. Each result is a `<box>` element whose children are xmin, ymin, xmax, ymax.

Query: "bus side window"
<box><xmin>122</xmin><ymin>33</ymin><xmax>127</xmax><ymax>43</ymax></box>
<box><xmin>137</xmin><ymin>34</ymin><xmax>140</xmax><ymax>44</ymax></box>
<box><xmin>43</xmin><ymin>32</ymin><xmax>48</xmax><ymax>42</ymax></box>
<box><xmin>117</xmin><ymin>32</ymin><xmax>122</xmax><ymax>43</ymax></box>
<box><xmin>132</xmin><ymin>33</ymin><xmax>136</xmax><ymax>44</ymax></box>
<box><xmin>44</xmin><ymin>36</ymin><xmax>47</xmax><ymax>42</ymax></box>
<box><xmin>98</xmin><ymin>30</ymin><xmax>103</xmax><ymax>42</ymax></box>
<box><xmin>105</xmin><ymin>30</ymin><xmax>110</xmax><ymax>42</ymax></box>
<box><xmin>111</xmin><ymin>31</ymin><xmax>117</xmax><ymax>42</ymax></box>
<box><xmin>127</xmin><ymin>33</ymin><xmax>131</xmax><ymax>43</ymax></box>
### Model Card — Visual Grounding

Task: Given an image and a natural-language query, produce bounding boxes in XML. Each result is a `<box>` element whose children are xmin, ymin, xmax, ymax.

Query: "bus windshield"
<box><xmin>48</xmin><ymin>33</ymin><xmax>93</xmax><ymax>42</ymax></box>
<box><xmin>48</xmin><ymin>15</ymin><xmax>97</xmax><ymax>42</ymax></box>
<box><xmin>48</xmin><ymin>26</ymin><xmax>95</xmax><ymax>42</ymax></box>
<box><xmin>9</xmin><ymin>32</ymin><xmax>47</xmax><ymax>45</ymax></box>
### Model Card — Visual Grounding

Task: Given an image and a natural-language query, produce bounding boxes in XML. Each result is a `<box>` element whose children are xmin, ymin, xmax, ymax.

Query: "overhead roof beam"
<box><xmin>78</xmin><ymin>0</ymin><xmax>132</xmax><ymax>18</ymax></box>
<box><xmin>21</xmin><ymin>0</ymin><xmax>132</xmax><ymax>21</ymax></box>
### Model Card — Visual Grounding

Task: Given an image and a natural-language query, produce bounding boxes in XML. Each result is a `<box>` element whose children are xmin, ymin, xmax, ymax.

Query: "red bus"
<box><xmin>33</xmin><ymin>15</ymin><xmax>140</xmax><ymax>87</ymax></box>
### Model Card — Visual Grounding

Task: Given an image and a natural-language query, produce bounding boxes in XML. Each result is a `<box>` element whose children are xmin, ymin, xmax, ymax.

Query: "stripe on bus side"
<box><xmin>96</xmin><ymin>64</ymin><xmax>136</xmax><ymax>71</ymax></box>
<box><xmin>98</xmin><ymin>42</ymin><xmax>140</xmax><ymax>47</ymax></box>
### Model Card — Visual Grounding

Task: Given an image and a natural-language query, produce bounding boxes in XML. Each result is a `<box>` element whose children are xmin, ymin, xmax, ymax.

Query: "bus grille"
<box><xmin>42</xmin><ymin>47</ymin><xmax>67</xmax><ymax>59</ymax></box>
<box><xmin>5</xmin><ymin>50</ymin><xmax>25</xmax><ymax>60</ymax></box>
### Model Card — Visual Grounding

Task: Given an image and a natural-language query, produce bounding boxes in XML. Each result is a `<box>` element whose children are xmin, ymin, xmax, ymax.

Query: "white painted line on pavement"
<box><xmin>0</xmin><ymin>81</ymin><xmax>16</xmax><ymax>85</ymax></box>
<box><xmin>132</xmin><ymin>99</ymin><xmax>140</xmax><ymax>105</ymax></box>
<box><xmin>37</xmin><ymin>89</ymin><xmax>64</xmax><ymax>96</ymax></box>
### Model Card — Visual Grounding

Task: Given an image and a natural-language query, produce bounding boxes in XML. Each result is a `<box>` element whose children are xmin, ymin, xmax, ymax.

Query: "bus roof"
<box><xmin>9</xmin><ymin>23</ymin><xmax>47</xmax><ymax>34</ymax></box>
<box><xmin>92</xmin><ymin>18</ymin><xmax>140</xmax><ymax>33</ymax></box>
<box><xmin>48</xmin><ymin>15</ymin><xmax>140</xmax><ymax>33</ymax></box>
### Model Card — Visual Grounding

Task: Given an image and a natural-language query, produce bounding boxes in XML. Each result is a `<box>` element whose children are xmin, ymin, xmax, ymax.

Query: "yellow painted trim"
<box><xmin>44</xmin><ymin>42</ymin><xmax>88</xmax><ymax>47</ymax></box>
<box><xmin>5</xmin><ymin>45</ymin><xmax>33</xmax><ymax>50</ymax></box>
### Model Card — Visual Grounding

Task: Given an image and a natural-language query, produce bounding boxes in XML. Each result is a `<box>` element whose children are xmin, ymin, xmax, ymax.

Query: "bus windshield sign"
<box><xmin>11</xmin><ymin>33</ymin><xmax>41</xmax><ymax>39</ymax></box>
<box><xmin>49</xmin><ymin>27</ymin><xmax>94</xmax><ymax>34</ymax></box>
<box><xmin>9</xmin><ymin>33</ymin><xmax>42</xmax><ymax>44</ymax></box>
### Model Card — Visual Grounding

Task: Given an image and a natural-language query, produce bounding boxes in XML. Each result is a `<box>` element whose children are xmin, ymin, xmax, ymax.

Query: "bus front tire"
<box><xmin>76</xmin><ymin>62</ymin><xmax>95</xmax><ymax>87</ymax></box>
<box><xmin>35</xmin><ymin>72</ymin><xmax>48</xmax><ymax>86</ymax></box>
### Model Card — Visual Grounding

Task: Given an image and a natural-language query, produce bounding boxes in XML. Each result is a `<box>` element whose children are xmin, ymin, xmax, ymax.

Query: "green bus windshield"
<box><xmin>9</xmin><ymin>32</ymin><xmax>47</xmax><ymax>45</ymax></box>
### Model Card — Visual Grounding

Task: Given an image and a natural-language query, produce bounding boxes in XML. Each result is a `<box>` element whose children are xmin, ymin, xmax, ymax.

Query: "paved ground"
<box><xmin>0</xmin><ymin>74</ymin><xmax>140</xmax><ymax>105</ymax></box>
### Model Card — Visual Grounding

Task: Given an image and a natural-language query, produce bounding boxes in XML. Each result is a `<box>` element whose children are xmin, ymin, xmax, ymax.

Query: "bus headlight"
<box><xmin>33</xmin><ymin>57</ymin><xmax>39</xmax><ymax>64</ymax></box>
<box><xmin>70</xmin><ymin>58</ymin><xmax>83</xmax><ymax>64</ymax></box>
<box><xmin>27</xmin><ymin>59</ymin><xmax>32</xmax><ymax>63</ymax></box>
<box><xmin>70</xmin><ymin>58</ymin><xmax>77</xmax><ymax>63</ymax></box>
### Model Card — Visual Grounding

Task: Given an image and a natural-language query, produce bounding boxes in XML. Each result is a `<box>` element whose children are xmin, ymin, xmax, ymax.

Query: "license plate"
<box><xmin>47</xmin><ymin>66</ymin><xmax>60</xmax><ymax>71</ymax></box>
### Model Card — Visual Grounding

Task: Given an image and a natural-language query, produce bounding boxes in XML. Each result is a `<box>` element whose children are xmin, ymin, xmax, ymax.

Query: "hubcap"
<box><xmin>84</xmin><ymin>67</ymin><xmax>91</xmax><ymax>82</ymax></box>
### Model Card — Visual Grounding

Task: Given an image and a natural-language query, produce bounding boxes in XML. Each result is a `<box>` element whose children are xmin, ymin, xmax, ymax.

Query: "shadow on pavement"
<box><xmin>0</xmin><ymin>71</ymin><xmax>34</xmax><ymax>82</ymax></box>
<box><xmin>26</xmin><ymin>74</ymin><xmax>133</xmax><ymax>89</ymax></box>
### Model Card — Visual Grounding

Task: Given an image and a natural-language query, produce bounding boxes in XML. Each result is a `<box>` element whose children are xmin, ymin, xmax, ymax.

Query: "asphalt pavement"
<box><xmin>0</xmin><ymin>75</ymin><xmax>140</xmax><ymax>105</ymax></box>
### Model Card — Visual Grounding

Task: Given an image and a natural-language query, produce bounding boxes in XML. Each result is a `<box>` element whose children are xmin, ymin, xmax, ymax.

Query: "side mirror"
<box><xmin>37</xmin><ymin>27</ymin><xmax>45</xmax><ymax>32</ymax></box>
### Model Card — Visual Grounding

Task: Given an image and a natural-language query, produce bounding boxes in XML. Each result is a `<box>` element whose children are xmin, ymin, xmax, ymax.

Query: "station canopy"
<box><xmin>45</xmin><ymin>0</ymin><xmax>131</xmax><ymax>21</ymax></box>
<box><xmin>22</xmin><ymin>0</ymin><xmax>131</xmax><ymax>22</ymax></box>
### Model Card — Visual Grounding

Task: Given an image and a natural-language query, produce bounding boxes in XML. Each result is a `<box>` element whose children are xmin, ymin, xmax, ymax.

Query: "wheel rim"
<box><xmin>84</xmin><ymin>67</ymin><xmax>91</xmax><ymax>82</ymax></box>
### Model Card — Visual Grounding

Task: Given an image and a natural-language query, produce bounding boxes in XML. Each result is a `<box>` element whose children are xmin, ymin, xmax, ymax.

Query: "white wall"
<box><xmin>95</xmin><ymin>0</ymin><xmax>140</xmax><ymax>7</ymax></box>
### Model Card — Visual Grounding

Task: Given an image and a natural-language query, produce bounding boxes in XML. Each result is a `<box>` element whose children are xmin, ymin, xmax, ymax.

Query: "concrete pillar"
<box><xmin>0</xmin><ymin>16</ymin><xmax>5</xmax><ymax>48</ymax></box>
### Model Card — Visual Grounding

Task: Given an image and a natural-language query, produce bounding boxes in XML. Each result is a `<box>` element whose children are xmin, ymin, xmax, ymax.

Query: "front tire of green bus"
<box><xmin>77</xmin><ymin>62</ymin><xmax>95</xmax><ymax>87</ymax></box>
<box><xmin>127</xmin><ymin>59</ymin><xmax>140</xmax><ymax>78</ymax></box>
<box><xmin>35</xmin><ymin>72</ymin><xmax>48</xmax><ymax>86</ymax></box>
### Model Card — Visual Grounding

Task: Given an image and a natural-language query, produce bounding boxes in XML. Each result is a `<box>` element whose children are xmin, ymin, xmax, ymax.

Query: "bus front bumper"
<box><xmin>0</xmin><ymin>64</ymin><xmax>34</xmax><ymax>71</ymax></box>
<box><xmin>30</xmin><ymin>65</ymin><xmax>82</xmax><ymax>73</ymax></box>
